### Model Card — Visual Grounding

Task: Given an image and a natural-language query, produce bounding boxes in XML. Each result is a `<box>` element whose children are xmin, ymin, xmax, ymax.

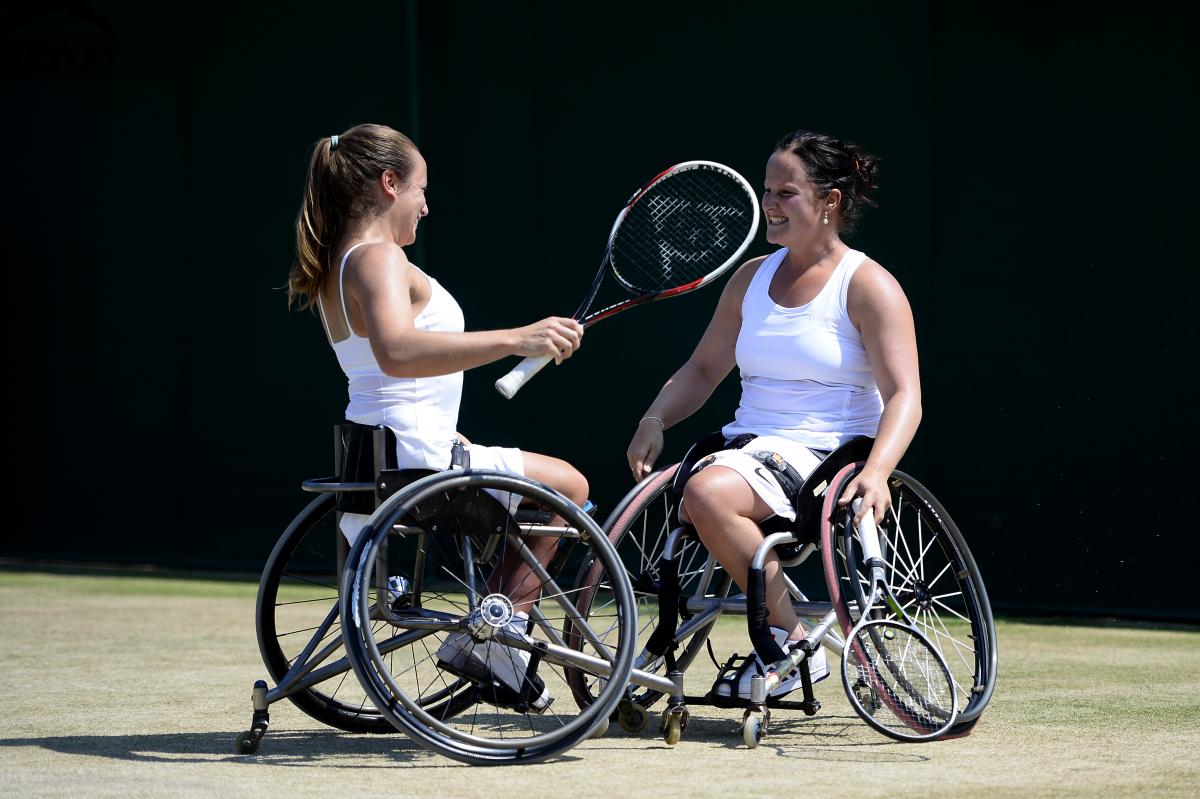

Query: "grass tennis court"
<box><xmin>1</xmin><ymin>569</ymin><xmax>1197</xmax><ymax>798</ymax></box>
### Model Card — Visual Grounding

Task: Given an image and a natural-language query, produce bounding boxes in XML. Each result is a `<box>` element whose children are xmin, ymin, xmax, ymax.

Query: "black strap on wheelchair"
<box><xmin>450</xmin><ymin>438</ymin><xmax>470</xmax><ymax>470</ymax></box>
<box><xmin>644</xmin><ymin>552</ymin><xmax>681</xmax><ymax>658</ymax></box>
<box><xmin>746</xmin><ymin>566</ymin><xmax>787</xmax><ymax>663</ymax></box>
<box><xmin>746</xmin><ymin>449</ymin><xmax>805</xmax><ymax>509</ymax></box>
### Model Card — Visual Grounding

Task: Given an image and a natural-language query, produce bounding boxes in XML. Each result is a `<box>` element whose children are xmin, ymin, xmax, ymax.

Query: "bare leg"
<box><xmin>681</xmin><ymin>465</ymin><xmax>805</xmax><ymax>640</ymax></box>
<box><xmin>488</xmin><ymin>451</ymin><xmax>589</xmax><ymax>613</ymax></box>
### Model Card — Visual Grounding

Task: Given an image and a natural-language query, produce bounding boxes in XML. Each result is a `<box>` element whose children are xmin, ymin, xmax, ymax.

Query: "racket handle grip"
<box><xmin>852</xmin><ymin>497</ymin><xmax>884</xmax><ymax>564</ymax></box>
<box><xmin>495</xmin><ymin>355</ymin><xmax>553</xmax><ymax>399</ymax></box>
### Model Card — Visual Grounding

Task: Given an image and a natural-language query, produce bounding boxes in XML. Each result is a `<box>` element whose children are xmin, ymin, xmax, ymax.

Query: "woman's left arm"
<box><xmin>837</xmin><ymin>260</ymin><xmax>923</xmax><ymax>524</ymax></box>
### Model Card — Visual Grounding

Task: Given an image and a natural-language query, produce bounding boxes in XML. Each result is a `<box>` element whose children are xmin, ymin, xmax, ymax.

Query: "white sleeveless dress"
<box><xmin>698</xmin><ymin>247</ymin><xmax>883</xmax><ymax>519</ymax></box>
<box><xmin>319</xmin><ymin>243</ymin><xmax>524</xmax><ymax>541</ymax></box>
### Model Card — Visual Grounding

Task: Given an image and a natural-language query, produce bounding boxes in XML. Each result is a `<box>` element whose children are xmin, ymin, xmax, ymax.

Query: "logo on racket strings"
<box><xmin>643</xmin><ymin>195</ymin><xmax>749</xmax><ymax>276</ymax></box>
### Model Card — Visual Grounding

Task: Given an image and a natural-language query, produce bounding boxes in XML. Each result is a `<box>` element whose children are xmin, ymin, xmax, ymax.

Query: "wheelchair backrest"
<box><xmin>335</xmin><ymin>422</ymin><xmax>520</xmax><ymax>549</ymax></box>
<box><xmin>336</xmin><ymin>422</ymin><xmax>402</xmax><ymax>514</ymax></box>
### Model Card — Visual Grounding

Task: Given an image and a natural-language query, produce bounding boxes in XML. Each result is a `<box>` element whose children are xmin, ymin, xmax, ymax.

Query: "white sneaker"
<box><xmin>712</xmin><ymin>626</ymin><xmax>829</xmax><ymax>700</ymax></box>
<box><xmin>436</xmin><ymin>616</ymin><xmax>553</xmax><ymax>712</ymax></box>
<box><xmin>387</xmin><ymin>575</ymin><xmax>412</xmax><ymax>609</ymax></box>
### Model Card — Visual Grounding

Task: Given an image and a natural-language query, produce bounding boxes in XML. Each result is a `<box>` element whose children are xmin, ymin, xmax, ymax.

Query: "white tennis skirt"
<box><xmin>688</xmin><ymin>435</ymin><xmax>823</xmax><ymax>521</ymax></box>
<box><xmin>338</xmin><ymin>442</ymin><xmax>525</xmax><ymax>546</ymax></box>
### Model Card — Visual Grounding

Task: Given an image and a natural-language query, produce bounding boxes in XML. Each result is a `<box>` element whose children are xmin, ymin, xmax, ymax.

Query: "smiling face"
<box><xmin>761</xmin><ymin>149</ymin><xmax>835</xmax><ymax>249</ymax></box>
<box><xmin>386</xmin><ymin>151</ymin><xmax>429</xmax><ymax>246</ymax></box>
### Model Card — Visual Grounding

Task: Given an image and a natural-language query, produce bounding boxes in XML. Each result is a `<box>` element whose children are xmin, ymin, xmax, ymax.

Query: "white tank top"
<box><xmin>722</xmin><ymin>247</ymin><xmax>883</xmax><ymax>451</ymax></box>
<box><xmin>318</xmin><ymin>243</ymin><xmax>465</xmax><ymax>470</ymax></box>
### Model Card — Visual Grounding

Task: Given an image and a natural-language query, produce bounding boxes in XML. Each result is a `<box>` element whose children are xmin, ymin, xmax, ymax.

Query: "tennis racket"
<box><xmin>839</xmin><ymin>497</ymin><xmax>959</xmax><ymax>742</ymax></box>
<box><xmin>495</xmin><ymin>160</ymin><xmax>759</xmax><ymax>399</ymax></box>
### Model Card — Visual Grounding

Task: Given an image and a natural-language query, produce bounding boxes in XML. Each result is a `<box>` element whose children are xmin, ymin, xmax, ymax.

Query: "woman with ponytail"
<box><xmin>287</xmin><ymin>124</ymin><xmax>587</xmax><ymax>713</ymax></box>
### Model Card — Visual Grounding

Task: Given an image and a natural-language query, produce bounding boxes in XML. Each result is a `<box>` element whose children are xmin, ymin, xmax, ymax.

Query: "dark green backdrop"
<box><xmin>3</xmin><ymin>2</ymin><xmax>1193</xmax><ymax>620</ymax></box>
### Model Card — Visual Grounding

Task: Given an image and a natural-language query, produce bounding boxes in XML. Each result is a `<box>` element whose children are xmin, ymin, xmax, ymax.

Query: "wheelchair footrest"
<box><xmin>691</xmin><ymin>693</ymin><xmax>822</xmax><ymax>713</ymax></box>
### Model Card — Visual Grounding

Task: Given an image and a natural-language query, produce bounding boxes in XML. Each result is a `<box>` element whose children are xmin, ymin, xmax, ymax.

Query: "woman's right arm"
<box><xmin>625</xmin><ymin>257</ymin><xmax>761</xmax><ymax>479</ymax></box>
<box><xmin>347</xmin><ymin>243</ymin><xmax>583</xmax><ymax>377</ymax></box>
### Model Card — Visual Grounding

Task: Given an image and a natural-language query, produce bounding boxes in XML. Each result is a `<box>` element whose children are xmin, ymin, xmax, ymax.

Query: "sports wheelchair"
<box><xmin>570</xmin><ymin>432</ymin><xmax>998</xmax><ymax>746</ymax></box>
<box><xmin>237</xmin><ymin>422</ymin><xmax>639</xmax><ymax>765</ymax></box>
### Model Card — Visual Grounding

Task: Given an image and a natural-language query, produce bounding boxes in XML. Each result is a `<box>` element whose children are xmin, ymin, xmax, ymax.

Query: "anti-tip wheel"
<box><xmin>742</xmin><ymin>714</ymin><xmax>765</xmax><ymax>748</ymax></box>
<box><xmin>663</xmin><ymin>715</ymin><xmax>683</xmax><ymax>746</ymax></box>
<box><xmin>234</xmin><ymin>731</ymin><xmax>260</xmax><ymax>754</ymax></box>
<box><xmin>590</xmin><ymin>715</ymin><xmax>610</xmax><ymax>739</ymax></box>
<box><xmin>618</xmin><ymin>700</ymin><xmax>650</xmax><ymax>734</ymax></box>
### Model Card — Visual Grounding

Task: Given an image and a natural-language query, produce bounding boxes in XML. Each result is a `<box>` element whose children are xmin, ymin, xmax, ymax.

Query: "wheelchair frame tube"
<box><xmin>268</xmin><ymin>627</ymin><xmax>438</xmax><ymax>706</ymax></box>
<box><xmin>682</xmin><ymin>596</ymin><xmax>848</xmax><ymax>652</ymax></box>
<box><xmin>527</xmin><ymin>601</ymin><xmax>572</xmax><ymax>650</ymax></box>
<box><xmin>503</xmin><ymin>531</ymin><xmax>617</xmax><ymax>664</ymax></box>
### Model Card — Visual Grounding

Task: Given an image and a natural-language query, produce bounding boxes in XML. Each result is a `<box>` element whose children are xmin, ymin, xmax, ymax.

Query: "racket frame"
<box><xmin>580</xmin><ymin>160</ymin><xmax>760</xmax><ymax>326</ymax></box>
<box><xmin>496</xmin><ymin>160</ymin><xmax>759</xmax><ymax>399</ymax></box>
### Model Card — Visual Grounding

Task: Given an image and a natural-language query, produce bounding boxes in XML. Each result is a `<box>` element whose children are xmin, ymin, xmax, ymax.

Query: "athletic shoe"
<box><xmin>712</xmin><ymin>626</ymin><xmax>829</xmax><ymax>700</ymax></box>
<box><xmin>387</xmin><ymin>575</ymin><xmax>413</xmax><ymax>610</ymax></box>
<box><xmin>436</xmin><ymin>617</ymin><xmax>553</xmax><ymax>712</ymax></box>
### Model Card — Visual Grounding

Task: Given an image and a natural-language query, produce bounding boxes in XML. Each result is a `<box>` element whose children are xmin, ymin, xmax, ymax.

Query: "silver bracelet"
<box><xmin>639</xmin><ymin>416</ymin><xmax>665</xmax><ymax>429</ymax></box>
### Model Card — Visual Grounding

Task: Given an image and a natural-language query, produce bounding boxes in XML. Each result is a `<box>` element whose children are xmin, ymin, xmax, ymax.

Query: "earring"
<box><xmin>822</xmin><ymin>210</ymin><xmax>829</xmax><ymax>226</ymax></box>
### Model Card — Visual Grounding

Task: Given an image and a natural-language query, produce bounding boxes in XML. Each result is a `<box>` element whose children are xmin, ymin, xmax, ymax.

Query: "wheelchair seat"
<box><xmin>669</xmin><ymin>431</ymin><xmax>875</xmax><ymax>551</ymax></box>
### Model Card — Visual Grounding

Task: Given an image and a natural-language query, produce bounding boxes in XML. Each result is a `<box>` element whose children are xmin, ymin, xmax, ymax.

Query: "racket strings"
<box><xmin>611</xmin><ymin>169</ymin><xmax>756</xmax><ymax>293</ymax></box>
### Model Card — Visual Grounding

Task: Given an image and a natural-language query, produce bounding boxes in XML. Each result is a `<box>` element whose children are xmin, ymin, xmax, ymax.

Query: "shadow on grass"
<box><xmin>590</xmin><ymin>712</ymin><xmax>932</xmax><ymax>763</ymax></box>
<box><xmin>0</xmin><ymin>729</ymin><xmax>582</xmax><ymax>768</ymax></box>
<box><xmin>0</xmin><ymin>714</ymin><xmax>930</xmax><ymax>766</ymax></box>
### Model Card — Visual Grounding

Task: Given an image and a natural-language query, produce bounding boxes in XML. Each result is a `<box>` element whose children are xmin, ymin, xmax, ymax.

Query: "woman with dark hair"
<box><xmin>287</xmin><ymin>123</ymin><xmax>586</xmax><ymax>712</ymax></box>
<box><xmin>625</xmin><ymin>129</ymin><xmax>921</xmax><ymax>701</ymax></box>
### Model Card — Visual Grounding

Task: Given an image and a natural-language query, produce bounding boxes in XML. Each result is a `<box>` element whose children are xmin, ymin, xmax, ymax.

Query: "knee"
<box><xmin>681</xmin><ymin>469</ymin><xmax>738</xmax><ymax>529</ymax></box>
<box><xmin>527</xmin><ymin>453</ymin><xmax>589</xmax><ymax>508</ymax></box>
<box><xmin>561</xmin><ymin>467</ymin><xmax>589</xmax><ymax>508</ymax></box>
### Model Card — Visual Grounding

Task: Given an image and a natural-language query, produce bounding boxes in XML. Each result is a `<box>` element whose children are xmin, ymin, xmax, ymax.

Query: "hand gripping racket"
<box><xmin>495</xmin><ymin>161</ymin><xmax>759</xmax><ymax>398</ymax></box>
<box><xmin>840</xmin><ymin>498</ymin><xmax>960</xmax><ymax>742</ymax></box>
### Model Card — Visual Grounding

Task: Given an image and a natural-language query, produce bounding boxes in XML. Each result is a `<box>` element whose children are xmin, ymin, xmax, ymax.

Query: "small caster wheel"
<box><xmin>853</xmin><ymin>680</ymin><xmax>882</xmax><ymax>714</ymax></box>
<box><xmin>618</xmin><ymin>700</ymin><xmax>649</xmax><ymax>734</ymax></box>
<box><xmin>590</xmin><ymin>714</ymin><xmax>610</xmax><ymax>739</ymax></box>
<box><xmin>742</xmin><ymin>714</ymin><xmax>764</xmax><ymax>748</ymax></box>
<box><xmin>663</xmin><ymin>714</ymin><xmax>683</xmax><ymax>746</ymax></box>
<box><xmin>235</xmin><ymin>731</ymin><xmax>260</xmax><ymax>754</ymax></box>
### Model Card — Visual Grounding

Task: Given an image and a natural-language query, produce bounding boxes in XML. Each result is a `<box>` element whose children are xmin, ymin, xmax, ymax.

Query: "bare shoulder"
<box><xmin>733</xmin><ymin>253</ymin><xmax>771</xmax><ymax>280</ymax></box>
<box><xmin>722</xmin><ymin>254</ymin><xmax>770</xmax><ymax>297</ymax></box>
<box><xmin>343</xmin><ymin>241</ymin><xmax>413</xmax><ymax>293</ymax></box>
<box><xmin>350</xmin><ymin>240</ymin><xmax>410</xmax><ymax>275</ymax></box>
<box><xmin>710</xmin><ymin>254</ymin><xmax>770</xmax><ymax>321</ymax></box>
<box><xmin>848</xmin><ymin>255</ymin><xmax>910</xmax><ymax>307</ymax></box>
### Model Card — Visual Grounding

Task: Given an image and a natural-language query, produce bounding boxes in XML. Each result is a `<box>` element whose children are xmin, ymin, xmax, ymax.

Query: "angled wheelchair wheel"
<box><xmin>821</xmin><ymin>463</ymin><xmax>997</xmax><ymax>735</ymax></box>
<box><xmin>340</xmin><ymin>470</ymin><xmax>638</xmax><ymax>765</ymax></box>
<box><xmin>567</xmin><ymin>466</ymin><xmax>732</xmax><ymax>711</ymax></box>
<box><xmin>256</xmin><ymin>492</ymin><xmax>393</xmax><ymax>733</ymax></box>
